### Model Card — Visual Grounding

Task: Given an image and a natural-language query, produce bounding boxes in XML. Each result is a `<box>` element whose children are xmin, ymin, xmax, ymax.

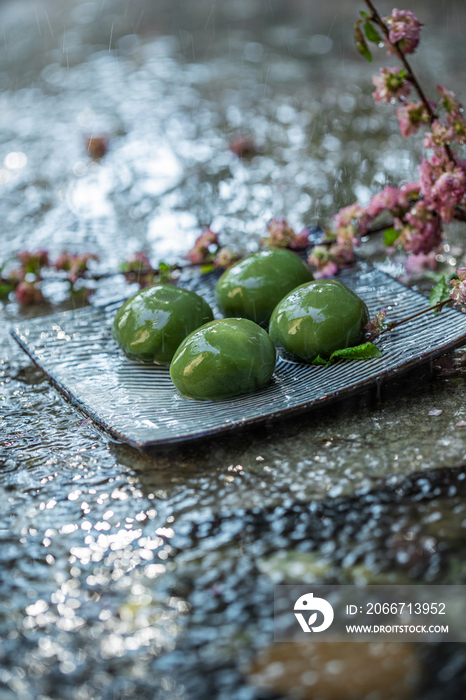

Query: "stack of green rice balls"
<box><xmin>113</xmin><ymin>249</ymin><xmax>369</xmax><ymax>401</ymax></box>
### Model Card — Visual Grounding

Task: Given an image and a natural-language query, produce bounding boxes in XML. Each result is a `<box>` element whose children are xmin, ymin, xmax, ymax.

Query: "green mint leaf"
<box><xmin>364</xmin><ymin>20</ymin><xmax>382</xmax><ymax>43</ymax></box>
<box><xmin>330</xmin><ymin>343</ymin><xmax>382</xmax><ymax>362</ymax></box>
<box><xmin>429</xmin><ymin>275</ymin><xmax>451</xmax><ymax>313</ymax></box>
<box><xmin>312</xmin><ymin>355</ymin><xmax>330</xmax><ymax>366</ymax></box>
<box><xmin>354</xmin><ymin>21</ymin><xmax>372</xmax><ymax>62</ymax></box>
<box><xmin>383</xmin><ymin>227</ymin><xmax>399</xmax><ymax>247</ymax></box>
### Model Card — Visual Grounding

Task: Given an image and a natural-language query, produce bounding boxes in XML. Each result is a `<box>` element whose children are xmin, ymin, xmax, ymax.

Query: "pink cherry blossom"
<box><xmin>289</xmin><ymin>228</ymin><xmax>310</xmax><ymax>249</ymax></box>
<box><xmin>15</xmin><ymin>281</ymin><xmax>44</xmax><ymax>305</ymax></box>
<box><xmin>360</xmin><ymin>182</ymin><xmax>422</xmax><ymax>233</ymax></box>
<box><xmin>213</xmin><ymin>247</ymin><xmax>240</xmax><ymax>269</ymax></box>
<box><xmin>332</xmin><ymin>203</ymin><xmax>362</xmax><ymax>246</ymax></box>
<box><xmin>119</xmin><ymin>251</ymin><xmax>151</xmax><ymax>273</ymax></box>
<box><xmin>429</xmin><ymin>168</ymin><xmax>466</xmax><ymax>222</ymax></box>
<box><xmin>313</xmin><ymin>260</ymin><xmax>339</xmax><ymax>279</ymax></box>
<box><xmin>308</xmin><ymin>242</ymin><xmax>354</xmax><ymax>278</ymax></box>
<box><xmin>436</xmin><ymin>86</ymin><xmax>466</xmax><ymax>140</ymax></box>
<box><xmin>449</xmin><ymin>117</ymin><xmax>466</xmax><ymax>142</ymax></box>
<box><xmin>186</xmin><ymin>227</ymin><xmax>219</xmax><ymax>264</ymax></box>
<box><xmin>404</xmin><ymin>250</ymin><xmax>438</xmax><ymax>277</ymax></box>
<box><xmin>423</xmin><ymin>121</ymin><xmax>455</xmax><ymax>150</ymax></box>
<box><xmin>119</xmin><ymin>252</ymin><xmax>155</xmax><ymax>287</ymax></box>
<box><xmin>398</xmin><ymin>181</ymin><xmax>421</xmax><ymax>208</ymax></box>
<box><xmin>395</xmin><ymin>202</ymin><xmax>443</xmax><ymax>255</ymax></box>
<box><xmin>372</xmin><ymin>67</ymin><xmax>410</xmax><ymax>104</ymax></box>
<box><xmin>384</xmin><ymin>9</ymin><xmax>423</xmax><ymax>55</ymax></box>
<box><xmin>437</xmin><ymin>85</ymin><xmax>463</xmax><ymax>118</ymax></box>
<box><xmin>450</xmin><ymin>268</ymin><xmax>466</xmax><ymax>305</ymax></box>
<box><xmin>17</xmin><ymin>249</ymin><xmax>49</xmax><ymax>275</ymax></box>
<box><xmin>307</xmin><ymin>246</ymin><xmax>336</xmax><ymax>278</ymax></box>
<box><xmin>395</xmin><ymin>101</ymin><xmax>430</xmax><ymax>138</ymax></box>
<box><xmin>419</xmin><ymin>154</ymin><xmax>466</xmax><ymax>223</ymax></box>
<box><xmin>262</xmin><ymin>218</ymin><xmax>297</xmax><ymax>248</ymax></box>
<box><xmin>331</xmin><ymin>242</ymin><xmax>355</xmax><ymax>266</ymax></box>
<box><xmin>365</xmin><ymin>186</ymin><xmax>402</xmax><ymax>220</ymax></box>
<box><xmin>364</xmin><ymin>308</ymin><xmax>387</xmax><ymax>341</ymax></box>
<box><xmin>54</xmin><ymin>252</ymin><xmax>98</xmax><ymax>283</ymax></box>
<box><xmin>262</xmin><ymin>219</ymin><xmax>311</xmax><ymax>250</ymax></box>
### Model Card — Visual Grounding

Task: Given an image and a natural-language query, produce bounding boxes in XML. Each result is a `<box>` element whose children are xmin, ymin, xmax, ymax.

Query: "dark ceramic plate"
<box><xmin>10</xmin><ymin>261</ymin><xmax>466</xmax><ymax>450</ymax></box>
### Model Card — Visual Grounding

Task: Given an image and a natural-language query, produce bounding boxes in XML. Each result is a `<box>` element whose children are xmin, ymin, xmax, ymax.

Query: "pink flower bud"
<box><xmin>384</xmin><ymin>9</ymin><xmax>423</xmax><ymax>55</ymax></box>
<box><xmin>186</xmin><ymin>228</ymin><xmax>219</xmax><ymax>264</ymax></box>
<box><xmin>15</xmin><ymin>281</ymin><xmax>44</xmax><ymax>305</ymax></box>
<box><xmin>229</xmin><ymin>137</ymin><xmax>260</xmax><ymax>157</ymax></box>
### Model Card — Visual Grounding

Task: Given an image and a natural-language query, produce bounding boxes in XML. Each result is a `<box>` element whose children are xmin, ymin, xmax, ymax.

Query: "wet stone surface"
<box><xmin>2</xmin><ymin>0</ymin><xmax>466</xmax><ymax>698</ymax></box>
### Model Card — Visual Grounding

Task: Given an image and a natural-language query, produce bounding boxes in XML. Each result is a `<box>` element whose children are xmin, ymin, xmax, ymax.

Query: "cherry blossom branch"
<box><xmin>366</xmin><ymin>291</ymin><xmax>457</xmax><ymax>340</ymax></box>
<box><xmin>309</xmin><ymin>221</ymin><xmax>394</xmax><ymax>249</ymax></box>
<box><xmin>364</xmin><ymin>1</ymin><xmax>432</xmax><ymax>115</ymax></box>
<box><xmin>80</xmin><ymin>263</ymin><xmax>186</xmax><ymax>281</ymax></box>
<box><xmin>382</xmin><ymin>299</ymin><xmax>450</xmax><ymax>333</ymax></box>
<box><xmin>329</xmin><ymin>4</ymin><xmax>466</xmax><ymax>283</ymax></box>
<box><xmin>364</xmin><ymin>0</ymin><xmax>455</xmax><ymax>163</ymax></box>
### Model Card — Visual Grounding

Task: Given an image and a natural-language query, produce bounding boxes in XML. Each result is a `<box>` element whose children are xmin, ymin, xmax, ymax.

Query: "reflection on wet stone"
<box><xmin>2</xmin><ymin>0</ymin><xmax>466</xmax><ymax>697</ymax></box>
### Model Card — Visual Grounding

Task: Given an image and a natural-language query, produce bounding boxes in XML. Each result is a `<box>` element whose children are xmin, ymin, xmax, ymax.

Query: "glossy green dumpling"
<box><xmin>269</xmin><ymin>279</ymin><xmax>369</xmax><ymax>362</ymax></box>
<box><xmin>170</xmin><ymin>318</ymin><xmax>276</xmax><ymax>400</ymax></box>
<box><xmin>113</xmin><ymin>284</ymin><xmax>213</xmax><ymax>365</ymax></box>
<box><xmin>215</xmin><ymin>249</ymin><xmax>313</xmax><ymax>326</ymax></box>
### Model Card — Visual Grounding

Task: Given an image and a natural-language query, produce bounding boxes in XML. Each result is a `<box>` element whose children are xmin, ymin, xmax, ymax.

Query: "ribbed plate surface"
<box><xmin>10</xmin><ymin>262</ymin><xmax>466</xmax><ymax>449</ymax></box>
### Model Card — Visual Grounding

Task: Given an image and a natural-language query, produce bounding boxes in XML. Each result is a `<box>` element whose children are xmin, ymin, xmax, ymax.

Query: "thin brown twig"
<box><xmin>364</xmin><ymin>0</ymin><xmax>455</xmax><ymax>163</ymax></box>
<box><xmin>454</xmin><ymin>206</ymin><xmax>466</xmax><ymax>222</ymax></box>
<box><xmin>84</xmin><ymin>263</ymin><xmax>187</xmax><ymax>281</ymax></box>
<box><xmin>79</xmin><ymin>225</ymin><xmax>398</xmax><ymax>279</ymax></box>
<box><xmin>381</xmin><ymin>298</ymin><xmax>451</xmax><ymax>333</ymax></box>
<box><xmin>293</xmin><ymin>221</ymin><xmax>396</xmax><ymax>250</ymax></box>
<box><xmin>6</xmin><ymin>206</ymin><xmax>466</xmax><ymax>291</ymax></box>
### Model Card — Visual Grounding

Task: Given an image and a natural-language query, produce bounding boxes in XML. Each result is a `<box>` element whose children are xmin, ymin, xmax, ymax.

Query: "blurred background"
<box><xmin>1</xmin><ymin>0</ymin><xmax>465</xmax><ymax>278</ymax></box>
<box><xmin>2</xmin><ymin>1</ymin><xmax>466</xmax><ymax>699</ymax></box>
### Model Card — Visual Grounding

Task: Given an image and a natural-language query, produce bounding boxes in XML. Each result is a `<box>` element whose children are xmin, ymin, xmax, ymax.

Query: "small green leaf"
<box><xmin>354</xmin><ymin>21</ymin><xmax>373</xmax><ymax>62</ymax></box>
<box><xmin>383</xmin><ymin>227</ymin><xmax>399</xmax><ymax>247</ymax></box>
<box><xmin>312</xmin><ymin>355</ymin><xmax>330</xmax><ymax>366</ymax></box>
<box><xmin>359</xmin><ymin>10</ymin><xmax>370</xmax><ymax>18</ymax></box>
<box><xmin>429</xmin><ymin>275</ymin><xmax>451</xmax><ymax>312</ymax></box>
<box><xmin>364</xmin><ymin>20</ymin><xmax>382</xmax><ymax>43</ymax></box>
<box><xmin>330</xmin><ymin>342</ymin><xmax>382</xmax><ymax>362</ymax></box>
<box><xmin>201</xmin><ymin>263</ymin><xmax>215</xmax><ymax>274</ymax></box>
<box><xmin>158</xmin><ymin>261</ymin><xmax>174</xmax><ymax>284</ymax></box>
<box><xmin>0</xmin><ymin>283</ymin><xmax>13</xmax><ymax>297</ymax></box>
